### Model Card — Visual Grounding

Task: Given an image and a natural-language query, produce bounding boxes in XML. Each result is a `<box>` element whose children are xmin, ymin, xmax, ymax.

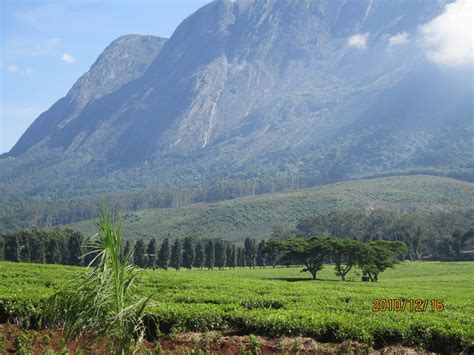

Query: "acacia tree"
<box><xmin>182</xmin><ymin>237</ymin><xmax>195</xmax><ymax>270</ymax></box>
<box><xmin>194</xmin><ymin>240</ymin><xmax>205</xmax><ymax>269</ymax></box>
<box><xmin>359</xmin><ymin>240</ymin><xmax>407</xmax><ymax>282</ymax></box>
<box><xmin>331</xmin><ymin>239</ymin><xmax>366</xmax><ymax>281</ymax></box>
<box><xmin>265</xmin><ymin>242</ymin><xmax>281</xmax><ymax>268</ymax></box>
<box><xmin>268</xmin><ymin>237</ymin><xmax>332</xmax><ymax>280</ymax></box>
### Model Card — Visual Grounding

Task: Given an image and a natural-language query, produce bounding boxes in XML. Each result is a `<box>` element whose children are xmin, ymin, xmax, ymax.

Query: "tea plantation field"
<box><xmin>0</xmin><ymin>261</ymin><xmax>473</xmax><ymax>352</ymax></box>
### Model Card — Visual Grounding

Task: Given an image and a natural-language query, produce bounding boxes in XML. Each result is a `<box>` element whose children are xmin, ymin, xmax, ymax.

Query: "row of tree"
<box><xmin>0</xmin><ymin>228</ymin><xmax>83</xmax><ymax>265</ymax></box>
<box><xmin>122</xmin><ymin>237</ymin><xmax>271</xmax><ymax>270</ymax></box>
<box><xmin>0</xmin><ymin>230</ymin><xmax>272</xmax><ymax>270</ymax></box>
<box><xmin>2</xmin><ymin>226</ymin><xmax>471</xmax><ymax>273</ymax></box>
<box><xmin>268</xmin><ymin>237</ymin><xmax>407</xmax><ymax>281</ymax></box>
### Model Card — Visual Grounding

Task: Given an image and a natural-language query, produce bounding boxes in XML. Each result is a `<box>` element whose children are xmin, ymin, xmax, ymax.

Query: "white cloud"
<box><xmin>61</xmin><ymin>52</ymin><xmax>75</xmax><ymax>64</ymax></box>
<box><xmin>347</xmin><ymin>33</ymin><xmax>369</xmax><ymax>49</ymax></box>
<box><xmin>419</xmin><ymin>0</ymin><xmax>473</xmax><ymax>66</ymax></box>
<box><xmin>388</xmin><ymin>32</ymin><xmax>408</xmax><ymax>46</ymax></box>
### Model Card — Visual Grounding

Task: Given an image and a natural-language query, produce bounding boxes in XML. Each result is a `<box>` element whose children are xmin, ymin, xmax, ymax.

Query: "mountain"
<box><xmin>9</xmin><ymin>34</ymin><xmax>167</xmax><ymax>157</ymax></box>
<box><xmin>1</xmin><ymin>0</ymin><xmax>472</xmax><ymax>200</ymax></box>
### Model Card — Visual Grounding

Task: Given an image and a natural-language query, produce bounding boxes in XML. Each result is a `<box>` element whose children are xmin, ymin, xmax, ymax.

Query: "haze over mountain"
<box><xmin>1</xmin><ymin>0</ymin><xmax>472</xmax><ymax>200</ymax></box>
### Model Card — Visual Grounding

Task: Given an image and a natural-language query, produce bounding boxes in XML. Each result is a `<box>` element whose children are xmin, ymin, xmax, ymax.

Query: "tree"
<box><xmin>265</xmin><ymin>242</ymin><xmax>281</xmax><ymax>268</ymax></box>
<box><xmin>134</xmin><ymin>240</ymin><xmax>147</xmax><ymax>268</ymax></box>
<box><xmin>30</xmin><ymin>237</ymin><xmax>46</xmax><ymax>264</ymax></box>
<box><xmin>256</xmin><ymin>240</ymin><xmax>267</xmax><ymax>268</ymax></box>
<box><xmin>4</xmin><ymin>235</ymin><xmax>21</xmax><ymax>262</ymax></box>
<box><xmin>205</xmin><ymin>240</ymin><xmax>215</xmax><ymax>270</ymax></box>
<box><xmin>215</xmin><ymin>240</ymin><xmax>226</xmax><ymax>270</ymax></box>
<box><xmin>330</xmin><ymin>239</ymin><xmax>365</xmax><ymax>281</ymax></box>
<box><xmin>194</xmin><ymin>240</ymin><xmax>205</xmax><ymax>269</ymax></box>
<box><xmin>182</xmin><ymin>237</ymin><xmax>195</xmax><ymax>270</ymax></box>
<box><xmin>46</xmin><ymin>239</ymin><xmax>61</xmax><ymax>264</ymax></box>
<box><xmin>225</xmin><ymin>244</ymin><xmax>233</xmax><ymax>269</ymax></box>
<box><xmin>237</xmin><ymin>246</ymin><xmax>246</xmax><ymax>267</ymax></box>
<box><xmin>170</xmin><ymin>239</ymin><xmax>182</xmax><ymax>271</ymax></box>
<box><xmin>359</xmin><ymin>240</ymin><xmax>407</xmax><ymax>282</ymax></box>
<box><xmin>268</xmin><ymin>237</ymin><xmax>332</xmax><ymax>280</ymax></box>
<box><xmin>20</xmin><ymin>236</ymin><xmax>31</xmax><ymax>263</ymax></box>
<box><xmin>158</xmin><ymin>238</ymin><xmax>170</xmax><ymax>270</ymax></box>
<box><xmin>244</xmin><ymin>238</ymin><xmax>257</xmax><ymax>269</ymax></box>
<box><xmin>57</xmin><ymin>229</ymin><xmax>71</xmax><ymax>265</ymax></box>
<box><xmin>230</xmin><ymin>245</ymin><xmax>237</xmax><ymax>269</ymax></box>
<box><xmin>146</xmin><ymin>238</ymin><xmax>157</xmax><ymax>268</ymax></box>
<box><xmin>67</xmin><ymin>231</ymin><xmax>83</xmax><ymax>266</ymax></box>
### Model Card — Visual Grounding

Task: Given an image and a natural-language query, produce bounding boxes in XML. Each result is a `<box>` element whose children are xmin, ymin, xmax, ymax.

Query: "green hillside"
<box><xmin>71</xmin><ymin>175</ymin><xmax>473</xmax><ymax>242</ymax></box>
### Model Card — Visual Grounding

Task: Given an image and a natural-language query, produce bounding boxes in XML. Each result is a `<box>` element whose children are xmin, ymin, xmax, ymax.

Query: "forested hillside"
<box><xmin>69</xmin><ymin>175</ymin><xmax>474</xmax><ymax>242</ymax></box>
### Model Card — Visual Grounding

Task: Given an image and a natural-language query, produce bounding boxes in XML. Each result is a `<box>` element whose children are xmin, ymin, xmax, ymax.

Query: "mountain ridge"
<box><xmin>2</xmin><ymin>0</ymin><xmax>472</xmax><ymax>200</ymax></box>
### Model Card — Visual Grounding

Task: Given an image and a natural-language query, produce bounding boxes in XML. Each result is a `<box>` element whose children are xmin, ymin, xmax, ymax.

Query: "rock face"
<box><xmin>2</xmin><ymin>0</ymin><xmax>473</xmax><ymax>196</ymax></box>
<box><xmin>9</xmin><ymin>35</ymin><xmax>167</xmax><ymax>156</ymax></box>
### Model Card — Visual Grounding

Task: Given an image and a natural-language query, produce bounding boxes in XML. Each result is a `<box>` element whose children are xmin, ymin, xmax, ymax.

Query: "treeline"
<box><xmin>2</xmin><ymin>222</ymin><xmax>472</xmax><ymax>269</ymax></box>
<box><xmin>0</xmin><ymin>229</ymin><xmax>273</xmax><ymax>270</ymax></box>
<box><xmin>0</xmin><ymin>229</ymin><xmax>405</xmax><ymax>282</ymax></box>
<box><xmin>0</xmin><ymin>228</ymin><xmax>83</xmax><ymax>265</ymax></box>
<box><xmin>121</xmin><ymin>237</ymin><xmax>272</xmax><ymax>270</ymax></box>
<box><xmin>272</xmin><ymin>210</ymin><xmax>474</xmax><ymax>261</ymax></box>
<box><xmin>1</xmin><ymin>175</ymin><xmax>331</xmax><ymax>231</ymax></box>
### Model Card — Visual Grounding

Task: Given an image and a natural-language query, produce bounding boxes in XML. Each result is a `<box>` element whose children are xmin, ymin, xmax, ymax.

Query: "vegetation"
<box><xmin>1</xmin><ymin>175</ymin><xmax>472</xmax><ymax>235</ymax></box>
<box><xmin>267</xmin><ymin>237</ymin><xmax>406</xmax><ymax>281</ymax></box>
<box><xmin>0</xmin><ymin>261</ymin><xmax>473</xmax><ymax>353</ymax></box>
<box><xmin>65</xmin><ymin>176</ymin><xmax>473</xmax><ymax>243</ymax></box>
<box><xmin>2</xmin><ymin>224</ymin><xmax>472</xmax><ymax>269</ymax></box>
<box><xmin>0</xmin><ymin>228</ymin><xmax>83</xmax><ymax>265</ymax></box>
<box><xmin>45</xmin><ymin>210</ymin><xmax>151</xmax><ymax>353</ymax></box>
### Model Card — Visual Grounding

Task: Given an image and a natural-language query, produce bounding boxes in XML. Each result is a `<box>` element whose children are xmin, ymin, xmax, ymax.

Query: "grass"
<box><xmin>71</xmin><ymin>175</ymin><xmax>474</xmax><ymax>242</ymax></box>
<box><xmin>0</xmin><ymin>261</ymin><xmax>473</xmax><ymax>352</ymax></box>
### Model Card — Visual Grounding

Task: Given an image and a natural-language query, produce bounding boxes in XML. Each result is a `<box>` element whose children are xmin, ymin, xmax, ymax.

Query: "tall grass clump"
<box><xmin>46</xmin><ymin>208</ymin><xmax>151</xmax><ymax>353</ymax></box>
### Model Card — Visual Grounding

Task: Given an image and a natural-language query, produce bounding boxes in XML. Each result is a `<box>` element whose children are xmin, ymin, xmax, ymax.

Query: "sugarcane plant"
<box><xmin>46</xmin><ymin>208</ymin><xmax>151</xmax><ymax>353</ymax></box>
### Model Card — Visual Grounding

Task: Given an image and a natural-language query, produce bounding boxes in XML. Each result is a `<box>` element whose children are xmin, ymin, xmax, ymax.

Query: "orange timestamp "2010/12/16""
<box><xmin>372</xmin><ymin>298</ymin><xmax>444</xmax><ymax>312</ymax></box>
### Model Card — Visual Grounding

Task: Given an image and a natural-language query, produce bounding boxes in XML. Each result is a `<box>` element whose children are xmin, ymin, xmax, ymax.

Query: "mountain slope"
<box><xmin>1</xmin><ymin>0</ymin><xmax>472</xmax><ymax>199</ymax></box>
<box><xmin>9</xmin><ymin>35</ymin><xmax>167</xmax><ymax>156</ymax></box>
<box><xmin>70</xmin><ymin>175</ymin><xmax>474</xmax><ymax>242</ymax></box>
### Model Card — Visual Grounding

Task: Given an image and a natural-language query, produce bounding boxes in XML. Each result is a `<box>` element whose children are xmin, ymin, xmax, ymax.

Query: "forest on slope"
<box><xmin>69</xmin><ymin>175</ymin><xmax>474</xmax><ymax>242</ymax></box>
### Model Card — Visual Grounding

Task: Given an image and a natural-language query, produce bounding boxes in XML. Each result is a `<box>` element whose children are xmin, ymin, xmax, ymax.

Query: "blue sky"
<box><xmin>0</xmin><ymin>0</ymin><xmax>209</xmax><ymax>153</ymax></box>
